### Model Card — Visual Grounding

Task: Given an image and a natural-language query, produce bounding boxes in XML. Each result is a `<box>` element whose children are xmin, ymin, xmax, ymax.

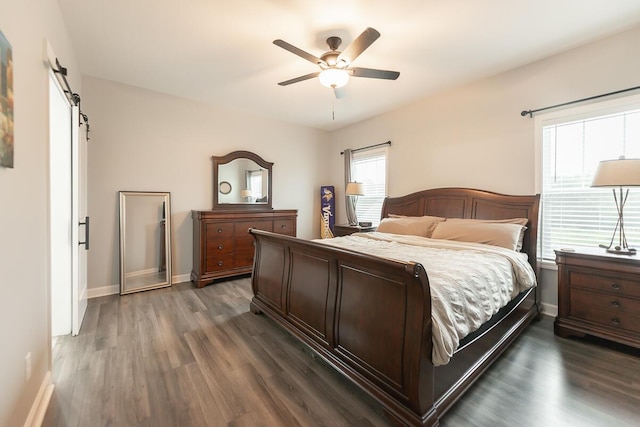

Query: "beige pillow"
<box><xmin>431</xmin><ymin>221</ymin><xmax>526</xmax><ymax>251</ymax></box>
<box><xmin>445</xmin><ymin>217</ymin><xmax>528</xmax><ymax>226</ymax></box>
<box><xmin>445</xmin><ymin>218</ymin><xmax>528</xmax><ymax>250</ymax></box>
<box><xmin>377</xmin><ymin>215</ymin><xmax>445</xmax><ymax>238</ymax></box>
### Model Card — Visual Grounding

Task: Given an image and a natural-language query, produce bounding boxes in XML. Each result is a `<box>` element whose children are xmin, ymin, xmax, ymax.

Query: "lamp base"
<box><xmin>599</xmin><ymin>244</ymin><xmax>637</xmax><ymax>255</ymax></box>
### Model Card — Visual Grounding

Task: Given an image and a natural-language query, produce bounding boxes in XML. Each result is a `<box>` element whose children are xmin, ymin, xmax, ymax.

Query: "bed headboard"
<box><xmin>381</xmin><ymin>187</ymin><xmax>540</xmax><ymax>271</ymax></box>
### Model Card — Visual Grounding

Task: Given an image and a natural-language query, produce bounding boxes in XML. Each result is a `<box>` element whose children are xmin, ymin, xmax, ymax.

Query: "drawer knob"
<box><xmin>218</xmin><ymin>244</ymin><xmax>223</xmax><ymax>250</ymax></box>
<box><xmin>611</xmin><ymin>283</ymin><xmax>621</xmax><ymax>291</ymax></box>
<box><xmin>611</xmin><ymin>317</ymin><xmax>620</xmax><ymax>325</ymax></box>
<box><xmin>217</xmin><ymin>228</ymin><xmax>223</xmax><ymax>233</ymax></box>
<box><xmin>611</xmin><ymin>300</ymin><xmax>620</xmax><ymax>308</ymax></box>
<box><xmin>281</xmin><ymin>224</ymin><xmax>287</xmax><ymax>229</ymax></box>
<box><xmin>218</xmin><ymin>261</ymin><xmax>223</xmax><ymax>266</ymax></box>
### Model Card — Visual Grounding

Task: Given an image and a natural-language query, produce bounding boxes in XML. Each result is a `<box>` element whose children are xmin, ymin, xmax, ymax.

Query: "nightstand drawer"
<box><xmin>570</xmin><ymin>288</ymin><xmax>640</xmax><ymax>317</ymax></box>
<box><xmin>568</xmin><ymin>270</ymin><xmax>640</xmax><ymax>298</ymax></box>
<box><xmin>570</xmin><ymin>308</ymin><xmax>640</xmax><ymax>335</ymax></box>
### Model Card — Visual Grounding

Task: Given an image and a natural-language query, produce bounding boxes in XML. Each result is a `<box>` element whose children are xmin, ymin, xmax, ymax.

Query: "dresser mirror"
<box><xmin>212</xmin><ymin>151</ymin><xmax>273</xmax><ymax>210</ymax></box>
<box><xmin>119</xmin><ymin>191</ymin><xmax>172</xmax><ymax>295</ymax></box>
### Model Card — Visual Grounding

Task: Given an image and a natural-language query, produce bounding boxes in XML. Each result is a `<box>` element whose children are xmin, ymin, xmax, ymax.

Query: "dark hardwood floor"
<box><xmin>42</xmin><ymin>277</ymin><xmax>640</xmax><ymax>427</ymax></box>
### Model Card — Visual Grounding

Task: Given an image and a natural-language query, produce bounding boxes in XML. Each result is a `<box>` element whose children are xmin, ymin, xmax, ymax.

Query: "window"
<box><xmin>351</xmin><ymin>146</ymin><xmax>388</xmax><ymax>226</ymax></box>
<box><xmin>247</xmin><ymin>170</ymin><xmax>263</xmax><ymax>200</ymax></box>
<box><xmin>538</xmin><ymin>97</ymin><xmax>640</xmax><ymax>262</ymax></box>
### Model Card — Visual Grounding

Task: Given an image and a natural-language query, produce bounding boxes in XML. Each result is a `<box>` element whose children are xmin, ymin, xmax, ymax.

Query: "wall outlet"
<box><xmin>25</xmin><ymin>352</ymin><xmax>32</xmax><ymax>381</ymax></box>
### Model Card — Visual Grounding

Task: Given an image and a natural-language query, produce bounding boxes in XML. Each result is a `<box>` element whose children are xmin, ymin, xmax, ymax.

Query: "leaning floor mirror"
<box><xmin>119</xmin><ymin>191</ymin><xmax>172</xmax><ymax>295</ymax></box>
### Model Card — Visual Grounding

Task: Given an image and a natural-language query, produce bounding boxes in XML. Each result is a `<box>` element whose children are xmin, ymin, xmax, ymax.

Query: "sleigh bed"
<box><xmin>249</xmin><ymin>187</ymin><xmax>540</xmax><ymax>426</ymax></box>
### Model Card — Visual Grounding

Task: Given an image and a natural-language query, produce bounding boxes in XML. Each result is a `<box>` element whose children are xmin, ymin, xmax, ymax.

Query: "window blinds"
<box><xmin>352</xmin><ymin>147</ymin><xmax>388</xmax><ymax>226</ymax></box>
<box><xmin>540</xmin><ymin>109</ymin><xmax>640</xmax><ymax>260</ymax></box>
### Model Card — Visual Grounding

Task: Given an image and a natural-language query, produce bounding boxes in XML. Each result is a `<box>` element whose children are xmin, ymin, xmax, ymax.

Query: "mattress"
<box><xmin>318</xmin><ymin>232</ymin><xmax>537</xmax><ymax>366</ymax></box>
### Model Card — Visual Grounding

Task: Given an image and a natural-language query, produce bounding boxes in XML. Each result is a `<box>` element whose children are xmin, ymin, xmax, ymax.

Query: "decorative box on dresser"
<box><xmin>191</xmin><ymin>209</ymin><xmax>297</xmax><ymax>288</ymax></box>
<box><xmin>555</xmin><ymin>247</ymin><xmax>640</xmax><ymax>349</ymax></box>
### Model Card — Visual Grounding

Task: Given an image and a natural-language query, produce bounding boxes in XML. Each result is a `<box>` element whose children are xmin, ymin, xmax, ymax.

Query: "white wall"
<box><xmin>82</xmin><ymin>77</ymin><xmax>329</xmax><ymax>293</ymax></box>
<box><xmin>328</xmin><ymin>25</ymin><xmax>640</xmax><ymax>312</ymax></box>
<box><xmin>0</xmin><ymin>0</ymin><xmax>81</xmax><ymax>425</ymax></box>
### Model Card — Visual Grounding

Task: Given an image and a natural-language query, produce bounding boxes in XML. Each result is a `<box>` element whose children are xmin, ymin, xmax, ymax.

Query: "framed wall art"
<box><xmin>0</xmin><ymin>29</ymin><xmax>13</xmax><ymax>168</ymax></box>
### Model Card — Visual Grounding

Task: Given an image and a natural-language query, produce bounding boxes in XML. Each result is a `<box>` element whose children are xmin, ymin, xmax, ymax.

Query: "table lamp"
<box><xmin>346</xmin><ymin>182</ymin><xmax>365</xmax><ymax>226</ymax></box>
<box><xmin>240</xmin><ymin>189</ymin><xmax>252</xmax><ymax>202</ymax></box>
<box><xmin>591</xmin><ymin>156</ymin><xmax>640</xmax><ymax>255</ymax></box>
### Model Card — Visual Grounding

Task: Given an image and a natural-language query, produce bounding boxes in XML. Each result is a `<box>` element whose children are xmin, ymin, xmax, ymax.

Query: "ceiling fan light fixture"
<box><xmin>336</xmin><ymin>58</ymin><xmax>349</xmax><ymax>69</ymax></box>
<box><xmin>319</xmin><ymin>69</ymin><xmax>349</xmax><ymax>88</ymax></box>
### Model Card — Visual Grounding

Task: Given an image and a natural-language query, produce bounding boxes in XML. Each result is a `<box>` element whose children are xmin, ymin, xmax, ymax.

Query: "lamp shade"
<box><xmin>345</xmin><ymin>182</ymin><xmax>365</xmax><ymax>196</ymax></box>
<box><xmin>592</xmin><ymin>156</ymin><xmax>640</xmax><ymax>187</ymax></box>
<box><xmin>240</xmin><ymin>189</ymin><xmax>252</xmax><ymax>198</ymax></box>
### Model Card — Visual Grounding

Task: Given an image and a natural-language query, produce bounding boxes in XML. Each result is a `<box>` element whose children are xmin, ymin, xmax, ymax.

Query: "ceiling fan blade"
<box><xmin>273</xmin><ymin>39</ymin><xmax>325</xmax><ymax>66</ymax></box>
<box><xmin>337</xmin><ymin>27</ymin><xmax>380</xmax><ymax>65</ymax></box>
<box><xmin>350</xmin><ymin>67</ymin><xmax>400</xmax><ymax>80</ymax></box>
<box><xmin>277</xmin><ymin>71</ymin><xmax>320</xmax><ymax>86</ymax></box>
<box><xmin>333</xmin><ymin>86</ymin><xmax>347</xmax><ymax>99</ymax></box>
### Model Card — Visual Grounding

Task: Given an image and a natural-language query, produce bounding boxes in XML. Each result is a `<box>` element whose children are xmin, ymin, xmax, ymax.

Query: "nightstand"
<box><xmin>333</xmin><ymin>224</ymin><xmax>376</xmax><ymax>237</ymax></box>
<box><xmin>555</xmin><ymin>247</ymin><xmax>640</xmax><ymax>349</ymax></box>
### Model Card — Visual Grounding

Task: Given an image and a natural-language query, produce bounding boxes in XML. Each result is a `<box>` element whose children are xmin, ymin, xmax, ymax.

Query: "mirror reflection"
<box><xmin>218</xmin><ymin>158</ymin><xmax>268</xmax><ymax>204</ymax></box>
<box><xmin>212</xmin><ymin>151</ymin><xmax>273</xmax><ymax>210</ymax></box>
<box><xmin>119</xmin><ymin>191</ymin><xmax>172</xmax><ymax>294</ymax></box>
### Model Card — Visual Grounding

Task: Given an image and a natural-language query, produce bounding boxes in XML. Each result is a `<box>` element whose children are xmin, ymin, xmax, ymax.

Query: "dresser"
<box><xmin>555</xmin><ymin>247</ymin><xmax>640</xmax><ymax>349</ymax></box>
<box><xmin>191</xmin><ymin>209</ymin><xmax>297</xmax><ymax>288</ymax></box>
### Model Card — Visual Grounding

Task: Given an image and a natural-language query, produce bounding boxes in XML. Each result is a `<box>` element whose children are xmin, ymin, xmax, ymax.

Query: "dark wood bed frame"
<box><xmin>249</xmin><ymin>188</ymin><xmax>541</xmax><ymax>426</ymax></box>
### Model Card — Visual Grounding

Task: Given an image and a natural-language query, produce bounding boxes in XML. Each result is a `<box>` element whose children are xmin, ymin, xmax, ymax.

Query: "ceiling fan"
<box><xmin>274</xmin><ymin>27</ymin><xmax>400</xmax><ymax>98</ymax></box>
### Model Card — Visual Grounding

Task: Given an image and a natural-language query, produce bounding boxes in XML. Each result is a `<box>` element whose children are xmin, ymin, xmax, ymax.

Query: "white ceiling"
<box><xmin>56</xmin><ymin>0</ymin><xmax>640</xmax><ymax>131</ymax></box>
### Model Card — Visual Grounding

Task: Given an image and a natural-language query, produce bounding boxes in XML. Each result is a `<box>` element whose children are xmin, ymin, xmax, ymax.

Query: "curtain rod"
<box><xmin>521</xmin><ymin>85</ymin><xmax>640</xmax><ymax>118</ymax></box>
<box><xmin>53</xmin><ymin>58</ymin><xmax>91</xmax><ymax>140</ymax></box>
<box><xmin>340</xmin><ymin>140</ymin><xmax>391</xmax><ymax>155</ymax></box>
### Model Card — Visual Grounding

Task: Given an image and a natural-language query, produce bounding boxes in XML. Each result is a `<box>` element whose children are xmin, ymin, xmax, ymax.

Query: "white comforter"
<box><xmin>317</xmin><ymin>232</ymin><xmax>537</xmax><ymax>366</ymax></box>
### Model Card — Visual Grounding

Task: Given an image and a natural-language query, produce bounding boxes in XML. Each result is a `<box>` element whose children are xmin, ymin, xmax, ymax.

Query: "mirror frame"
<box><xmin>212</xmin><ymin>150</ymin><xmax>273</xmax><ymax>210</ymax></box>
<box><xmin>119</xmin><ymin>191</ymin><xmax>172</xmax><ymax>295</ymax></box>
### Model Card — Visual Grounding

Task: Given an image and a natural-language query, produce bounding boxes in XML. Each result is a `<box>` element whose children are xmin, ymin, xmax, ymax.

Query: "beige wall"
<box><xmin>328</xmin><ymin>25</ymin><xmax>640</xmax><ymax>311</ymax></box>
<box><xmin>82</xmin><ymin>77</ymin><xmax>329</xmax><ymax>292</ymax></box>
<box><xmin>0</xmin><ymin>0</ymin><xmax>81</xmax><ymax>425</ymax></box>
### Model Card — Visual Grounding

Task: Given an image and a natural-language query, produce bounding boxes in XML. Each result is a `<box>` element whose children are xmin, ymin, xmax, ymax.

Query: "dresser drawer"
<box><xmin>206</xmin><ymin>236</ymin><xmax>235</xmax><ymax>253</ymax></box>
<box><xmin>206</xmin><ymin>222</ymin><xmax>234</xmax><ymax>238</ymax></box>
<box><xmin>571</xmin><ymin>288</ymin><xmax>640</xmax><ymax>317</ymax></box>
<box><xmin>235</xmin><ymin>247</ymin><xmax>255</xmax><ymax>268</ymax></box>
<box><xmin>235</xmin><ymin>220</ymin><xmax>273</xmax><ymax>235</ymax></box>
<box><xmin>205</xmin><ymin>253</ymin><xmax>235</xmax><ymax>271</ymax></box>
<box><xmin>568</xmin><ymin>270</ymin><xmax>640</xmax><ymax>298</ymax></box>
<box><xmin>274</xmin><ymin>219</ymin><xmax>295</xmax><ymax>236</ymax></box>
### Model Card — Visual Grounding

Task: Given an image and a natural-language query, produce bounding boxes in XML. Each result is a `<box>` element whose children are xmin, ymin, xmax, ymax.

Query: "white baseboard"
<box><xmin>87</xmin><ymin>284</ymin><xmax>120</xmax><ymax>299</ymax></box>
<box><xmin>540</xmin><ymin>302</ymin><xmax>558</xmax><ymax>318</ymax></box>
<box><xmin>87</xmin><ymin>274</ymin><xmax>193</xmax><ymax>299</ymax></box>
<box><xmin>23</xmin><ymin>371</ymin><xmax>54</xmax><ymax>427</ymax></box>
<box><xmin>173</xmin><ymin>273</ymin><xmax>191</xmax><ymax>284</ymax></box>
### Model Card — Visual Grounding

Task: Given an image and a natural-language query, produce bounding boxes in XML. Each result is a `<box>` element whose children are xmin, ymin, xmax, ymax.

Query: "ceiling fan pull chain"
<box><xmin>332</xmin><ymin>99</ymin><xmax>336</xmax><ymax>120</ymax></box>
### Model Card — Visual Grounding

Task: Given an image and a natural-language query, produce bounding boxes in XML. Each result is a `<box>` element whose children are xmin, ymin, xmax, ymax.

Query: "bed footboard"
<box><xmin>249</xmin><ymin>229</ymin><xmax>439</xmax><ymax>426</ymax></box>
<box><xmin>249</xmin><ymin>227</ymin><xmax>539</xmax><ymax>426</ymax></box>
